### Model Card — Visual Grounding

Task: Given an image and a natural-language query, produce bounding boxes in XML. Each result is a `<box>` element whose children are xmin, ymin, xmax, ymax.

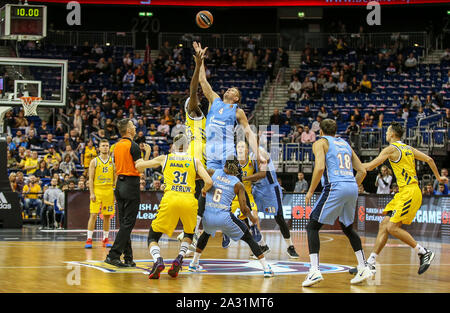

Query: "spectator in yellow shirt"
<box><xmin>82</xmin><ymin>139</ymin><xmax>97</xmax><ymax>169</ymax></box>
<box><xmin>360</xmin><ymin>74</ymin><xmax>372</xmax><ymax>93</ymax></box>
<box><xmin>23</xmin><ymin>150</ymin><xmax>40</xmax><ymax>175</ymax></box>
<box><xmin>23</xmin><ymin>175</ymin><xmax>43</xmax><ymax>218</ymax></box>
<box><xmin>44</xmin><ymin>146</ymin><xmax>62</xmax><ymax>168</ymax></box>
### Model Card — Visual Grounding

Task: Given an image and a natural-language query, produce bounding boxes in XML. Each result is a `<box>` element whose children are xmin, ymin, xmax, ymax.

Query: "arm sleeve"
<box><xmin>130</xmin><ymin>142</ymin><xmax>141</xmax><ymax>162</ymax></box>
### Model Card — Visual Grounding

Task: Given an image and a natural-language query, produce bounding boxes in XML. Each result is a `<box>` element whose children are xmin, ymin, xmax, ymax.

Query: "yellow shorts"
<box><xmin>231</xmin><ymin>194</ymin><xmax>257</xmax><ymax>220</ymax></box>
<box><xmin>90</xmin><ymin>188</ymin><xmax>115</xmax><ymax>215</ymax></box>
<box><xmin>383</xmin><ymin>184</ymin><xmax>422</xmax><ymax>225</ymax></box>
<box><xmin>151</xmin><ymin>191</ymin><xmax>198</xmax><ymax>237</ymax></box>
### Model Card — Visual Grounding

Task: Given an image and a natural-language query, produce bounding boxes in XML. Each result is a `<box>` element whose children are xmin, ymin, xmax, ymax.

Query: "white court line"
<box><xmin>3</xmin><ymin>238</ymin><xmax>19</xmax><ymax>240</ymax></box>
<box><xmin>320</xmin><ymin>235</ymin><xmax>334</xmax><ymax>243</ymax></box>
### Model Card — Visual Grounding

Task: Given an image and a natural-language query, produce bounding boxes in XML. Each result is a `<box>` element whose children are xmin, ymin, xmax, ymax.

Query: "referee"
<box><xmin>105</xmin><ymin>118</ymin><xmax>150</xmax><ymax>267</ymax></box>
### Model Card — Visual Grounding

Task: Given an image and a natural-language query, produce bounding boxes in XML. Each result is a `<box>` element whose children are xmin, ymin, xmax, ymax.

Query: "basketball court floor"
<box><xmin>0</xmin><ymin>226</ymin><xmax>448</xmax><ymax>293</ymax></box>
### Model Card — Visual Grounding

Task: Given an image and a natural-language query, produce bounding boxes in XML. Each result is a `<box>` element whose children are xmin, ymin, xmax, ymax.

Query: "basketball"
<box><xmin>196</xmin><ymin>10</ymin><xmax>213</xmax><ymax>29</ymax></box>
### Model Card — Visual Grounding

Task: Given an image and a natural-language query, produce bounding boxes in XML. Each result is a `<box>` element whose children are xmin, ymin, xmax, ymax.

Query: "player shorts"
<box><xmin>383</xmin><ymin>183</ymin><xmax>422</xmax><ymax>225</ymax></box>
<box><xmin>151</xmin><ymin>191</ymin><xmax>198</xmax><ymax>237</ymax></box>
<box><xmin>310</xmin><ymin>182</ymin><xmax>358</xmax><ymax>227</ymax></box>
<box><xmin>231</xmin><ymin>194</ymin><xmax>257</xmax><ymax>220</ymax></box>
<box><xmin>89</xmin><ymin>187</ymin><xmax>115</xmax><ymax>215</ymax></box>
<box><xmin>252</xmin><ymin>184</ymin><xmax>283</xmax><ymax>216</ymax></box>
<box><xmin>202</xmin><ymin>209</ymin><xmax>247</xmax><ymax>241</ymax></box>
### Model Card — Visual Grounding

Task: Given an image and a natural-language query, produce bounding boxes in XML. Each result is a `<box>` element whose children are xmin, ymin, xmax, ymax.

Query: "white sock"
<box><xmin>195</xmin><ymin>215</ymin><xmax>202</xmax><ymax>232</ymax></box>
<box><xmin>192</xmin><ymin>252</ymin><xmax>201</xmax><ymax>265</ymax></box>
<box><xmin>355</xmin><ymin>250</ymin><xmax>366</xmax><ymax>268</ymax></box>
<box><xmin>179</xmin><ymin>241</ymin><xmax>189</xmax><ymax>257</ymax></box>
<box><xmin>87</xmin><ymin>230</ymin><xmax>93</xmax><ymax>240</ymax></box>
<box><xmin>258</xmin><ymin>237</ymin><xmax>266</xmax><ymax>246</ymax></box>
<box><xmin>367</xmin><ymin>252</ymin><xmax>378</xmax><ymax>265</ymax></box>
<box><xmin>248</xmin><ymin>218</ymin><xmax>254</xmax><ymax>226</ymax></box>
<box><xmin>414</xmin><ymin>243</ymin><xmax>427</xmax><ymax>255</ymax></box>
<box><xmin>285</xmin><ymin>238</ymin><xmax>293</xmax><ymax>247</ymax></box>
<box><xmin>258</xmin><ymin>256</ymin><xmax>270</xmax><ymax>271</ymax></box>
<box><xmin>149</xmin><ymin>245</ymin><xmax>161</xmax><ymax>261</ymax></box>
<box><xmin>103</xmin><ymin>231</ymin><xmax>109</xmax><ymax>240</ymax></box>
<box><xmin>309</xmin><ymin>253</ymin><xmax>319</xmax><ymax>271</ymax></box>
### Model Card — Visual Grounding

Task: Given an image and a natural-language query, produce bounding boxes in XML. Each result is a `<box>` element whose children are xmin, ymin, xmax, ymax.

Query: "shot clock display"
<box><xmin>0</xmin><ymin>4</ymin><xmax>47</xmax><ymax>40</ymax></box>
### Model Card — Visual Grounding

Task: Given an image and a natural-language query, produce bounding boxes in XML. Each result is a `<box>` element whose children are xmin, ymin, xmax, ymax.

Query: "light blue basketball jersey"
<box><xmin>321</xmin><ymin>136</ymin><xmax>356</xmax><ymax>186</ymax></box>
<box><xmin>253</xmin><ymin>156</ymin><xmax>279</xmax><ymax>190</ymax></box>
<box><xmin>205</xmin><ymin>169</ymin><xmax>240</xmax><ymax>213</ymax></box>
<box><xmin>205</xmin><ymin>98</ymin><xmax>237</xmax><ymax>168</ymax></box>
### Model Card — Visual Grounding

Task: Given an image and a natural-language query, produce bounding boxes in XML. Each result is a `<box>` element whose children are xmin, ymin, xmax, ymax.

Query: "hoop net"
<box><xmin>20</xmin><ymin>97</ymin><xmax>41</xmax><ymax>116</ymax></box>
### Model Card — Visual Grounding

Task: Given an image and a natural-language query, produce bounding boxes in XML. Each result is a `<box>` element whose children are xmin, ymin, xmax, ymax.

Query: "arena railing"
<box><xmin>158</xmin><ymin>33</ymin><xmax>282</xmax><ymax>50</ymax></box>
<box><xmin>45</xmin><ymin>30</ymin><xmax>135</xmax><ymax>47</ymax></box>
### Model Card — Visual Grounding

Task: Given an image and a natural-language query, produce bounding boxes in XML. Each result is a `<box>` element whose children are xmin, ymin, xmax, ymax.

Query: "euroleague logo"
<box><xmin>68</xmin><ymin>259</ymin><xmax>353</xmax><ymax>275</ymax></box>
<box><xmin>292</xmin><ymin>206</ymin><xmax>312</xmax><ymax>219</ymax></box>
<box><xmin>358</xmin><ymin>206</ymin><xmax>365</xmax><ymax>222</ymax></box>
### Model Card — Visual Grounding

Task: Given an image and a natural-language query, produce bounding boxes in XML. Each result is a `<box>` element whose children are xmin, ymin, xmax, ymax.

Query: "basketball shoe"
<box><xmin>85</xmin><ymin>238</ymin><xmax>93</xmax><ymax>249</ymax></box>
<box><xmin>418</xmin><ymin>249</ymin><xmax>435</xmax><ymax>275</ymax></box>
<box><xmin>302</xmin><ymin>269</ymin><xmax>323</xmax><ymax>287</ymax></box>
<box><xmin>222</xmin><ymin>234</ymin><xmax>231</xmax><ymax>248</ymax></box>
<box><xmin>264</xmin><ymin>264</ymin><xmax>274</xmax><ymax>278</ymax></box>
<box><xmin>148</xmin><ymin>257</ymin><xmax>165</xmax><ymax>280</ymax></box>
<box><xmin>188</xmin><ymin>261</ymin><xmax>203</xmax><ymax>272</ymax></box>
<box><xmin>250</xmin><ymin>245</ymin><xmax>271</xmax><ymax>259</ymax></box>
<box><xmin>287</xmin><ymin>245</ymin><xmax>299</xmax><ymax>259</ymax></box>
<box><xmin>350</xmin><ymin>265</ymin><xmax>374</xmax><ymax>284</ymax></box>
<box><xmin>168</xmin><ymin>255</ymin><xmax>184</xmax><ymax>278</ymax></box>
<box><xmin>102</xmin><ymin>238</ymin><xmax>112</xmax><ymax>248</ymax></box>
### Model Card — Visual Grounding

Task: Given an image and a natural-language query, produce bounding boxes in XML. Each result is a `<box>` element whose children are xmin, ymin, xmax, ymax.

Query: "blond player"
<box><xmin>359</xmin><ymin>122</ymin><xmax>448</xmax><ymax>275</ymax></box>
<box><xmin>136</xmin><ymin>134</ymin><xmax>213</xmax><ymax>279</ymax></box>
<box><xmin>230</xmin><ymin>140</ymin><xmax>269</xmax><ymax>255</ymax></box>
<box><xmin>85</xmin><ymin>139</ymin><xmax>116</xmax><ymax>249</ymax></box>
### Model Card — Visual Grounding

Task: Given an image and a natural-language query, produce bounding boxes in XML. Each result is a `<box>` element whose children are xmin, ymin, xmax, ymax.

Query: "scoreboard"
<box><xmin>0</xmin><ymin>4</ymin><xmax>47</xmax><ymax>40</ymax></box>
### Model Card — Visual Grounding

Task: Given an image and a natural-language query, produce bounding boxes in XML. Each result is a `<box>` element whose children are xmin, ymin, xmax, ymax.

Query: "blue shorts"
<box><xmin>310</xmin><ymin>182</ymin><xmax>358</xmax><ymax>227</ymax></box>
<box><xmin>202</xmin><ymin>209</ymin><xmax>247</xmax><ymax>241</ymax></box>
<box><xmin>252</xmin><ymin>184</ymin><xmax>283</xmax><ymax>216</ymax></box>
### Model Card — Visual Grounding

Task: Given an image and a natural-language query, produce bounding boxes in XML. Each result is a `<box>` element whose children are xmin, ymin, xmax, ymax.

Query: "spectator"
<box><xmin>7</xmin><ymin>135</ymin><xmax>17</xmax><ymax>152</ymax></box>
<box><xmin>123</xmin><ymin>53</ymin><xmax>132</xmax><ymax>68</ymax></box>
<box><xmin>150</xmin><ymin>179</ymin><xmax>164</xmax><ymax>191</ymax></box>
<box><xmin>375</xmin><ymin>165</ymin><xmax>393</xmax><ymax>194</ymax></box>
<box><xmin>360</xmin><ymin>74</ymin><xmax>372</xmax><ymax>93</ymax></box>
<box><xmin>291</xmin><ymin>125</ymin><xmax>304</xmax><ymax>143</ymax></box>
<box><xmin>40</xmin><ymin>177</ymin><xmax>64</xmax><ymax>229</ymax></box>
<box><xmin>62</xmin><ymin>145</ymin><xmax>80</xmax><ymax>164</ymax></box>
<box><xmin>140</xmin><ymin>180</ymin><xmax>147</xmax><ymax>191</ymax></box>
<box><xmin>157</xmin><ymin>119</ymin><xmax>170</xmax><ymax>136</ymax></box>
<box><xmin>22</xmin><ymin>175</ymin><xmax>43</xmax><ymax>218</ymax></box>
<box><xmin>433</xmin><ymin>168</ymin><xmax>448</xmax><ymax>191</ymax></box>
<box><xmin>390</xmin><ymin>183</ymin><xmax>399</xmax><ymax>194</ymax></box>
<box><xmin>404</xmin><ymin>53</ymin><xmax>418</xmax><ymax>70</ymax></box>
<box><xmin>336</xmin><ymin>76</ymin><xmax>348</xmax><ymax>93</ymax></box>
<box><xmin>81</xmin><ymin>139</ymin><xmax>97</xmax><ymax>170</ymax></box>
<box><xmin>171</xmin><ymin>119</ymin><xmax>186</xmax><ymax>138</ymax></box>
<box><xmin>123</xmin><ymin>69</ymin><xmax>136</xmax><ymax>87</ymax></box>
<box><xmin>317</xmin><ymin>106</ymin><xmax>328</xmax><ymax>119</ymax></box>
<box><xmin>9</xmin><ymin>172</ymin><xmax>17</xmax><ymax>192</ymax></box>
<box><xmin>361</xmin><ymin>113</ymin><xmax>374</xmax><ymax>128</ymax></box>
<box><xmin>42</xmin><ymin>133</ymin><xmax>55</xmax><ymax>152</ymax></box>
<box><xmin>331</xmin><ymin>108</ymin><xmax>341</xmax><ymax>122</ymax></box>
<box><xmin>27</xmin><ymin>129</ymin><xmax>41</xmax><ymax>148</ymax></box>
<box><xmin>136</xmin><ymin>119</ymin><xmax>147</xmax><ymax>135</ymax></box>
<box><xmin>346</xmin><ymin>120</ymin><xmax>360</xmax><ymax>151</ymax></box>
<box><xmin>422</xmin><ymin>183</ymin><xmax>434</xmax><ymax>196</ymax></box>
<box><xmin>294</xmin><ymin>172</ymin><xmax>308</xmax><ymax>193</ymax></box>
<box><xmin>277</xmin><ymin>177</ymin><xmax>286</xmax><ymax>192</ymax></box>
<box><xmin>7</xmin><ymin>150</ymin><xmax>18</xmax><ymax>170</ymax></box>
<box><xmin>134</xmin><ymin>131</ymin><xmax>147</xmax><ymax>145</ymax></box>
<box><xmin>44</xmin><ymin>146</ymin><xmax>62</xmax><ymax>167</ymax></box>
<box><xmin>349</xmin><ymin>76</ymin><xmax>361</xmax><ymax>93</ymax></box>
<box><xmin>386</xmin><ymin>62</ymin><xmax>396</xmax><ymax>74</ymax></box>
<box><xmin>38</xmin><ymin>120</ymin><xmax>50</xmax><ymax>136</ymax></box>
<box><xmin>289</xmin><ymin>76</ymin><xmax>302</xmax><ymax>96</ymax></box>
<box><xmin>34</xmin><ymin>160</ymin><xmax>51</xmax><ymax>179</ymax></box>
<box><xmin>323</xmin><ymin>76</ymin><xmax>337</xmax><ymax>94</ymax></box>
<box><xmin>302</xmin><ymin>105</ymin><xmax>313</xmax><ymax>121</ymax></box>
<box><xmin>434</xmin><ymin>183</ymin><xmax>449</xmax><ymax>196</ymax></box>
<box><xmin>60</xmin><ymin>155</ymin><xmax>76</xmax><ymax>175</ymax></box>
<box><xmin>284</xmin><ymin>110</ymin><xmax>295</xmax><ymax>126</ymax></box>
<box><xmin>311</xmin><ymin>116</ymin><xmax>322</xmax><ymax>134</ymax></box>
<box><xmin>401</xmin><ymin>107</ymin><xmax>409</xmax><ymax>120</ymax></box>
<box><xmin>23</xmin><ymin>150</ymin><xmax>39</xmax><ymax>175</ymax></box>
<box><xmin>54</xmin><ymin>120</ymin><xmax>66</xmax><ymax>137</ymax></box>
<box><xmin>301</xmin><ymin>125</ymin><xmax>316</xmax><ymax>144</ymax></box>
<box><xmin>14</xmin><ymin>110</ymin><xmax>28</xmax><ymax>128</ymax></box>
<box><xmin>410</xmin><ymin>95</ymin><xmax>422</xmax><ymax>111</ymax></box>
<box><xmin>77</xmin><ymin>180</ymin><xmax>86</xmax><ymax>190</ymax></box>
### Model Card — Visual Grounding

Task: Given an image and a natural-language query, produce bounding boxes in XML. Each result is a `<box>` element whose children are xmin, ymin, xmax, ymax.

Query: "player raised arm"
<box><xmin>411</xmin><ymin>148</ymin><xmax>449</xmax><ymax>184</ymax></box>
<box><xmin>305</xmin><ymin>139</ymin><xmax>327</xmax><ymax>206</ymax></box>
<box><xmin>188</xmin><ymin>42</ymin><xmax>207</xmax><ymax>116</ymax></box>
<box><xmin>351</xmin><ymin>147</ymin><xmax>367</xmax><ymax>186</ymax></box>
<box><xmin>363</xmin><ymin>145</ymin><xmax>396</xmax><ymax>171</ymax></box>
<box><xmin>235</xmin><ymin>181</ymin><xmax>257</xmax><ymax>224</ymax></box>
<box><xmin>135</xmin><ymin>155</ymin><xmax>166</xmax><ymax>173</ymax></box>
<box><xmin>88</xmin><ymin>158</ymin><xmax>96</xmax><ymax>202</ymax></box>
<box><xmin>194</xmin><ymin>42</ymin><xmax>220</xmax><ymax>107</ymax></box>
<box><xmin>195</xmin><ymin>158</ymin><xmax>213</xmax><ymax>196</ymax></box>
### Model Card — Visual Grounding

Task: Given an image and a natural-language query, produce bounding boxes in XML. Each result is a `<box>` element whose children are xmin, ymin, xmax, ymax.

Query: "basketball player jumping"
<box><xmin>302</xmin><ymin>119</ymin><xmax>371</xmax><ymax>287</ymax></box>
<box><xmin>356</xmin><ymin>122</ymin><xmax>448</xmax><ymax>275</ymax></box>
<box><xmin>85</xmin><ymin>139</ymin><xmax>116</xmax><ymax>249</ymax></box>
<box><xmin>136</xmin><ymin>134</ymin><xmax>213</xmax><ymax>279</ymax></box>
<box><xmin>194</xmin><ymin>42</ymin><xmax>262</xmax><ymax>249</ymax></box>
<box><xmin>188</xmin><ymin>157</ymin><xmax>274</xmax><ymax>278</ymax></box>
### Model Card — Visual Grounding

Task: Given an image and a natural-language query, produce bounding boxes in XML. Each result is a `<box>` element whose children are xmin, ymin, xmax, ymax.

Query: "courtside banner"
<box><xmin>27</xmin><ymin>0</ymin><xmax>450</xmax><ymax>6</ymax></box>
<box><xmin>66</xmin><ymin>191</ymin><xmax>450</xmax><ymax>237</ymax></box>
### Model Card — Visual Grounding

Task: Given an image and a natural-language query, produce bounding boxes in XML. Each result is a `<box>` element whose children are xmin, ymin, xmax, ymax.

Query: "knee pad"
<box><xmin>183</xmin><ymin>232</ymin><xmax>194</xmax><ymax>241</ymax></box>
<box><xmin>147</xmin><ymin>227</ymin><xmax>163</xmax><ymax>245</ymax></box>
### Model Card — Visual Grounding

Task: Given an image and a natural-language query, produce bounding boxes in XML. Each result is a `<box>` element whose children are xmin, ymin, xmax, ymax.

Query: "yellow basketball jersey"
<box><xmin>389</xmin><ymin>141</ymin><xmax>418</xmax><ymax>188</ymax></box>
<box><xmin>163</xmin><ymin>153</ymin><xmax>197</xmax><ymax>194</ymax></box>
<box><xmin>185</xmin><ymin>106</ymin><xmax>207</xmax><ymax>167</ymax></box>
<box><xmin>94</xmin><ymin>156</ymin><xmax>114</xmax><ymax>188</ymax></box>
<box><xmin>240</xmin><ymin>156</ymin><xmax>255</xmax><ymax>194</ymax></box>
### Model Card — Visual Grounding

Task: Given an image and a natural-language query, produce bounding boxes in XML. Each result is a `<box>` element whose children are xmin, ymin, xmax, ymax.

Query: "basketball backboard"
<box><xmin>0</xmin><ymin>57</ymin><xmax>67</xmax><ymax>107</ymax></box>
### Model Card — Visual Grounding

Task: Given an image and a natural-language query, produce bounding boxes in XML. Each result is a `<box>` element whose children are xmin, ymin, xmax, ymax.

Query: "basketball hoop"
<box><xmin>20</xmin><ymin>97</ymin><xmax>41</xmax><ymax>116</ymax></box>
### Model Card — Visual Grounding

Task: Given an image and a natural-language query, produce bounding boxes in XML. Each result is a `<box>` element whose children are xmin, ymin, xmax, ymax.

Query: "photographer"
<box><xmin>375</xmin><ymin>165</ymin><xmax>393</xmax><ymax>194</ymax></box>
